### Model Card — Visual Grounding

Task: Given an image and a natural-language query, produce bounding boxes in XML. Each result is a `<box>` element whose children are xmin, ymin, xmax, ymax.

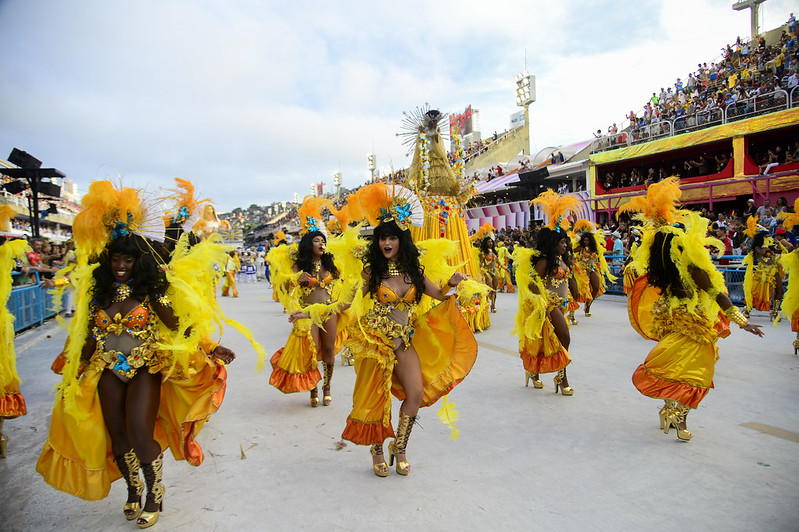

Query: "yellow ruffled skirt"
<box><xmin>574</xmin><ymin>265</ymin><xmax>605</xmax><ymax>303</ymax></box>
<box><xmin>36</xmin><ymin>349</ymin><xmax>227</xmax><ymax>501</ymax></box>
<box><xmin>750</xmin><ymin>269</ymin><xmax>777</xmax><ymax>311</ymax></box>
<box><xmin>341</xmin><ymin>297</ymin><xmax>477</xmax><ymax>445</ymax></box>
<box><xmin>269</xmin><ymin>311</ymin><xmax>350</xmax><ymax>394</ymax></box>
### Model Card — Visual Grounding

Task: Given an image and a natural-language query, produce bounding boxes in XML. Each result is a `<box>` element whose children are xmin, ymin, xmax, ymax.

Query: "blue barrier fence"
<box><xmin>9</xmin><ymin>271</ymin><xmax>67</xmax><ymax>333</ymax></box>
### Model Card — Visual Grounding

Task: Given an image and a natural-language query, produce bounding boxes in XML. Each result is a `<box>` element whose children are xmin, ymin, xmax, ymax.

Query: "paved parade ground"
<box><xmin>2</xmin><ymin>282</ymin><xmax>798</xmax><ymax>531</ymax></box>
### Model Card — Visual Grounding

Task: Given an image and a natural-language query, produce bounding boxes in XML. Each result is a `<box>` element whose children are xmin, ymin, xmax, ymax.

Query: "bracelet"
<box><xmin>724</xmin><ymin>306</ymin><xmax>748</xmax><ymax>328</ymax></box>
<box><xmin>447</xmin><ymin>280</ymin><xmax>457</xmax><ymax>287</ymax></box>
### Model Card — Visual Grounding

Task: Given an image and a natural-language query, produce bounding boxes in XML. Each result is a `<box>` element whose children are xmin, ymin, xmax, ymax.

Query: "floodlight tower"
<box><xmin>515</xmin><ymin>71</ymin><xmax>536</xmax><ymax>156</ymax></box>
<box><xmin>333</xmin><ymin>171</ymin><xmax>342</xmax><ymax>199</ymax></box>
<box><xmin>733</xmin><ymin>0</ymin><xmax>767</xmax><ymax>40</ymax></box>
<box><xmin>367</xmin><ymin>153</ymin><xmax>376</xmax><ymax>182</ymax></box>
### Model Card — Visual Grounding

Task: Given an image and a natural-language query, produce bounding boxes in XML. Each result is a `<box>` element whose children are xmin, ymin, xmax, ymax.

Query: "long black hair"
<box><xmin>92</xmin><ymin>234</ymin><xmax>168</xmax><ymax>305</ymax></box>
<box><xmin>366</xmin><ymin>220</ymin><xmax>424</xmax><ymax>303</ymax></box>
<box><xmin>534</xmin><ymin>227</ymin><xmax>568</xmax><ymax>279</ymax></box>
<box><xmin>295</xmin><ymin>231</ymin><xmax>338</xmax><ymax>278</ymax></box>
<box><xmin>647</xmin><ymin>230</ymin><xmax>686</xmax><ymax>296</ymax></box>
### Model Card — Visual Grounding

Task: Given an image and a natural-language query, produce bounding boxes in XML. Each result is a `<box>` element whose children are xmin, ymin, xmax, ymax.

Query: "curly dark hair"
<box><xmin>366</xmin><ymin>220</ymin><xmax>424</xmax><ymax>303</ymax></box>
<box><xmin>533</xmin><ymin>227</ymin><xmax>569</xmax><ymax>279</ymax></box>
<box><xmin>480</xmin><ymin>236</ymin><xmax>497</xmax><ymax>255</ymax></box>
<box><xmin>92</xmin><ymin>234</ymin><xmax>168</xmax><ymax>306</ymax></box>
<box><xmin>647</xmin><ymin>230</ymin><xmax>687</xmax><ymax>296</ymax></box>
<box><xmin>577</xmin><ymin>232</ymin><xmax>598</xmax><ymax>253</ymax></box>
<box><xmin>295</xmin><ymin>231</ymin><xmax>339</xmax><ymax>278</ymax></box>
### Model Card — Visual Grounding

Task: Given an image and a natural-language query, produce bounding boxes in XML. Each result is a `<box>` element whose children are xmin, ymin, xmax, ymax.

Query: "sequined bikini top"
<box><xmin>375</xmin><ymin>283</ymin><xmax>417</xmax><ymax>307</ymax></box>
<box><xmin>94</xmin><ymin>304</ymin><xmax>152</xmax><ymax>339</ymax></box>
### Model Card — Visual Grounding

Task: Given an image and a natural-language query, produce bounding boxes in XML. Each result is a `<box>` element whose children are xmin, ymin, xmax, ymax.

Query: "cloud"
<box><xmin>0</xmin><ymin>0</ymin><xmax>793</xmax><ymax>210</ymax></box>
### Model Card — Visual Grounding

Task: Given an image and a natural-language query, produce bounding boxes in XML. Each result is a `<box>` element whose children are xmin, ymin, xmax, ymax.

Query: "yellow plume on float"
<box><xmin>470</xmin><ymin>222</ymin><xmax>494</xmax><ymax>242</ymax></box>
<box><xmin>777</xmin><ymin>198</ymin><xmax>799</xmax><ymax>232</ymax></box>
<box><xmin>0</xmin><ymin>205</ymin><xmax>16</xmax><ymax>232</ymax></box>
<box><xmin>617</xmin><ymin>177</ymin><xmax>682</xmax><ymax>226</ymax></box>
<box><xmin>530</xmin><ymin>189</ymin><xmax>580</xmax><ymax>231</ymax></box>
<box><xmin>297</xmin><ymin>195</ymin><xmax>333</xmax><ymax>235</ymax></box>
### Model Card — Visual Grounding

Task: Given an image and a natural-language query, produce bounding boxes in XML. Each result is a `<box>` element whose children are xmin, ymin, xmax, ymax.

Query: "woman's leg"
<box><xmin>98</xmin><ymin>370</ymin><xmax>141</xmax><ymax>512</ymax></box>
<box><xmin>318</xmin><ymin>314</ymin><xmax>338</xmax><ymax>405</ymax></box>
<box><xmin>550</xmin><ymin>308</ymin><xmax>573</xmax><ymax>390</ymax></box>
<box><xmin>589</xmin><ymin>271</ymin><xmax>601</xmax><ymax>301</ymax></box>
<box><xmin>125</xmin><ymin>371</ymin><xmax>162</xmax><ymax>514</ymax></box>
<box><xmin>391</xmin><ymin>345</ymin><xmax>423</xmax><ymax>474</ymax></box>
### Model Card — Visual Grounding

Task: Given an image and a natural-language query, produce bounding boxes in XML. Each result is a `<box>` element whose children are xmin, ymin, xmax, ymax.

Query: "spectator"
<box><xmin>743</xmin><ymin>198</ymin><xmax>757</xmax><ymax>218</ymax></box>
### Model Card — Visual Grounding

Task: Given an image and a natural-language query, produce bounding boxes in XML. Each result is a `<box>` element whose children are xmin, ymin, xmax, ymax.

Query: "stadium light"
<box><xmin>515</xmin><ymin>71</ymin><xmax>535</xmax><ymax>107</ymax></box>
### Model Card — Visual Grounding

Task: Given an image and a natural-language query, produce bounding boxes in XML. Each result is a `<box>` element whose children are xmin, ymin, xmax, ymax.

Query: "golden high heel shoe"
<box><xmin>322</xmin><ymin>363</ymin><xmax>333</xmax><ymax>406</ymax></box>
<box><xmin>567</xmin><ymin>311</ymin><xmax>578</xmax><ymax>325</ymax></box>
<box><xmin>553</xmin><ymin>369</ymin><xmax>574</xmax><ymax>396</ymax></box>
<box><xmin>524</xmin><ymin>370</ymin><xmax>544</xmax><ymax>389</ymax></box>
<box><xmin>114</xmin><ymin>449</ymin><xmax>144</xmax><ymax>520</ymax></box>
<box><xmin>137</xmin><ymin>455</ymin><xmax>165</xmax><ymax>529</ymax></box>
<box><xmin>663</xmin><ymin>402</ymin><xmax>692</xmax><ymax>441</ymax></box>
<box><xmin>388</xmin><ymin>412</ymin><xmax>415</xmax><ymax>476</ymax></box>
<box><xmin>371</xmin><ymin>444</ymin><xmax>389</xmax><ymax>477</ymax></box>
<box><xmin>584</xmin><ymin>301</ymin><xmax>592</xmax><ymax>317</ymax></box>
<box><xmin>794</xmin><ymin>334</ymin><xmax>799</xmax><ymax>356</ymax></box>
<box><xmin>309</xmin><ymin>388</ymin><xmax>319</xmax><ymax>408</ymax></box>
<box><xmin>659</xmin><ymin>399</ymin><xmax>676</xmax><ymax>430</ymax></box>
<box><xmin>0</xmin><ymin>432</ymin><xmax>7</xmax><ymax>459</ymax></box>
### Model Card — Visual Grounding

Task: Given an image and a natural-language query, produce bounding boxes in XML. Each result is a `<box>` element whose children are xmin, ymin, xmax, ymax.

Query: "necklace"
<box><xmin>112</xmin><ymin>281</ymin><xmax>132</xmax><ymax>303</ymax></box>
<box><xmin>387</xmin><ymin>261</ymin><xmax>402</xmax><ymax>277</ymax></box>
<box><xmin>312</xmin><ymin>259</ymin><xmax>321</xmax><ymax>274</ymax></box>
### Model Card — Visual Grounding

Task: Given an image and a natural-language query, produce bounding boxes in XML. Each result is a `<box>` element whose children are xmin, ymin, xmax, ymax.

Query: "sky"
<box><xmin>0</xmin><ymin>0</ymin><xmax>794</xmax><ymax>211</ymax></box>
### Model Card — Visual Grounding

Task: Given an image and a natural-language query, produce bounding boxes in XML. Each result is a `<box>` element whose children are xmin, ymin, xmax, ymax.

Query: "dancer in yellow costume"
<box><xmin>622</xmin><ymin>178</ymin><xmax>763</xmax><ymax>441</ymax></box>
<box><xmin>267</xmin><ymin>196</ymin><xmax>350</xmax><ymax>407</ymax></box>
<box><xmin>776</xmin><ymin>203</ymin><xmax>799</xmax><ymax>354</ymax></box>
<box><xmin>0</xmin><ymin>206</ymin><xmax>30</xmax><ymax>458</ymax></box>
<box><xmin>571</xmin><ymin>220</ymin><xmax>615</xmax><ymax>318</ymax></box>
<box><xmin>36</xmin><ymin>181</ymin><xmax>241</xmax><ymax>529</ymax></box>
<box><xmin>496</xmin><ymin>241</ymin><xmax>515</xmax><ymax>293</ymax></box>
<box><xmin>622</xmin><ymin>227</ymin><xmax>643</xmax><ymax>295</ymax></box>
<box><xmin>401</xmin><ymin>106</ymin><xmax>490</xmax><ymax>331</ymax></box>
<box><xmin>221</xmin><ymin>250</ymin><xmax>239</xmax><ymax>297</ymax></box>
<box><xmin>514</xmin><ymin>190</ymin><xmax>580</xmax><ymax>394</ymax></box>
<box><xmin>335</xmin><ymin>183</ymin><xmax>479</xmax><ymax>477</ymax></box>
<box><xmin>741</xmin><ymin>216</ymin><xmax>783</xmax><ymax>319</ymax></box>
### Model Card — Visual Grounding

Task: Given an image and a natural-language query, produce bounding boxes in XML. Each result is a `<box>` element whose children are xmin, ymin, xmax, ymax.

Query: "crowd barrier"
<box><xmin>9</xmin><ymin>271</ymin><xmax>67</xmax><ymax>333</ymax></box>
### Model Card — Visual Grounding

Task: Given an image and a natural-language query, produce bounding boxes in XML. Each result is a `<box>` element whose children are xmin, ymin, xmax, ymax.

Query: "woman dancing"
<box><xmin>572</xmin><ymin>221</ymin><xmax>614</xmax><ymax>317</ymax></box>
<box><xmin>480</xmin><ymin>236</ymin><xmax>500</xmax><ymax>312</ymax></box>
<box><xmin>338</xmin><ymin>184</ymin><xmax>477</xmax><ymax>477</ymax></box>
<box><xmin>742</xmin><ymin>216</ymin><xmax>783</xmax><ymax>320</ymax></box>
<box><xmin>37</xmin><ymin>182</ymin><xmax>236</xmax><ymax>528</ymax></box>
<box><xmin>269</xmin><ymin>196</ymin><xmax>349</xmax><ymax>406</ymax></box>
<box><xmin>515</xmin><ymin>189</ymin><xmax>580</xmax><ymax>394</ymax></box>
<box><xmin>776</xmin><ymin>204</ymin><xmax>799</xmax><ymax>354</ymax></box>
<box><xmin>623</xmin><ymin>178</ymin><xmax>763</xmax><ymax>441</ymax></box>
<box><xmin>0</xmin><ymin>207</ymin><xmax>30</xmax><ymax>458</ymax></box>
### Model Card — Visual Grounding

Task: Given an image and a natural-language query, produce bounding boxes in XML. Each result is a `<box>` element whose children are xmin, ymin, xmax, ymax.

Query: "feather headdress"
<box><xmin>572</xmin><ymin>219</ymin><xmax>597</xmax><ymax>235</ymax></box>
<box><xmin>743</xmin><ymin>215</ymin><xmax>767</xmax><ymax>239</ymax></box>
<box><xmin>271</xmin><ymin>230</ymin><xmax>287</xmax><ymax>246</ymax></box>
<box><xmin>163</xmin><ymin>178</ymin><xmax>208</xmax><ymax>234</ymax></box>
<box><xmin>297</xmin><ymin>195</ymin><xmax>333</xmax><ymax>236</ymax></box>
<box><xmin>0</xmin><ymin>205</ymin><xmax>16</xmax><ymax>232</ymax></box>
<box><xmin>530</xmin><ymin>189</ymin><xmax>580</xmax><ymax>233</ymax></box>
<box><xmin>617</xmin><ymin>177</ymin><xmax>682</xmax><ymax>227</ymax></box>
<box><xmin>777</xmin><ymin>198</ymin><xmax>799</xmax><ymax>232</ymax></box>
<box><xmin>471</xmin><ymin>222</ymin><xmax>494</xmax><ymax>242</ymax></box>
<box><xmin>72</xmin><ymin>181</ymin><xmax>165</xmax><ymax>259</ymax></box>
<box><xmin>350</xmin><ymin>183</ymin><xmax>423</xmax><ymax>230</ymax></box>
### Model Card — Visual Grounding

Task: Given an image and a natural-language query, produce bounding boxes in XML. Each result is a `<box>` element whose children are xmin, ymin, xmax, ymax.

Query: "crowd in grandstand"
<box><xmin>598</xmin><ymin>13</ymin><xmax>799</xmax><ymax>149</ymax></box>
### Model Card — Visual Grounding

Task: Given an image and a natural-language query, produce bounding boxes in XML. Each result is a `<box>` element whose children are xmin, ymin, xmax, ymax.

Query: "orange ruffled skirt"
<box><xmin>341</xmin><ymin>297</ymin><xmax>477</xmax><ymax>446</ymax></box>
<box><xmin>750</xmin><ymin>272</ymin><xmax>777</xmax><ymax>311</ymax></box>
<box><xmin>269</xmin><ymin>311</ymin><xmax>350</xmax><ymax>393</ymax></box>
<box><xmin>36</xmin><ymin>349</ymin><xmax>227</xmax><ymax>501</ymax></box>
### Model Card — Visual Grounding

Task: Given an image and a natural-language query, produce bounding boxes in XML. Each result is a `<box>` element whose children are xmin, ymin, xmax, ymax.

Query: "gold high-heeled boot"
<box><xmin>309</xmin><ymin>387</ymin><xmax>319</xmax><ymax>408</ymax></box>
<box><xmin>322</xmin><ymin>363</ymin><xmax>334</xmax><ymax>406</ymax></box>
<box><xmin>370</xmin><ymin>443</ymin><xmax>389</xmax><ymax>477</ymax></box>
<box><xmin>663</xmin><ymin>402</ymin><xmax>692</xmax><ymax>441</ymax></box>
<box><xmin>567</xmin><ymin>310</ymin><xmax>578</xmax><ymax>325</ymax></box>
<box><xmin>584</xmin><ymin>300</ymin><xmax>593</xmax><ymax>317</ymax></box>
<box><xmin>524</xmin><ymin>370</ymin><xmax>544</xmax><ymax>389</ymax></box>
<box><xmin>770</xmin><ymin>299</ymin><xmax>781</xmax><ymax>321</ymax></box>
<box><xmin>137</xmin><ymin>455</ymin><xmax>165</xmax><ymax>529</ymax></box>
<box><xmin>794</xmin><ymin>333</ymin><xmax>799</xmax><ymax>356</ymax></box>
<box><xmin>659</xmin><ymin>399</ymin><xmax>676</xmax><ymax>430</ymax></box>
<box><xmin>388</xmin><ymin>412</ymin><xmax>415</xmax><ymax>476</ymax></box>
<box><xmin>114</xmin><ymin>449</ymin><xmax>144</xmax><ymax>520</ymax></box>
<box><xmin>553</xmin><ymin>369</ymin><xmax>574</xmax><ymax>396</ymax></box>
